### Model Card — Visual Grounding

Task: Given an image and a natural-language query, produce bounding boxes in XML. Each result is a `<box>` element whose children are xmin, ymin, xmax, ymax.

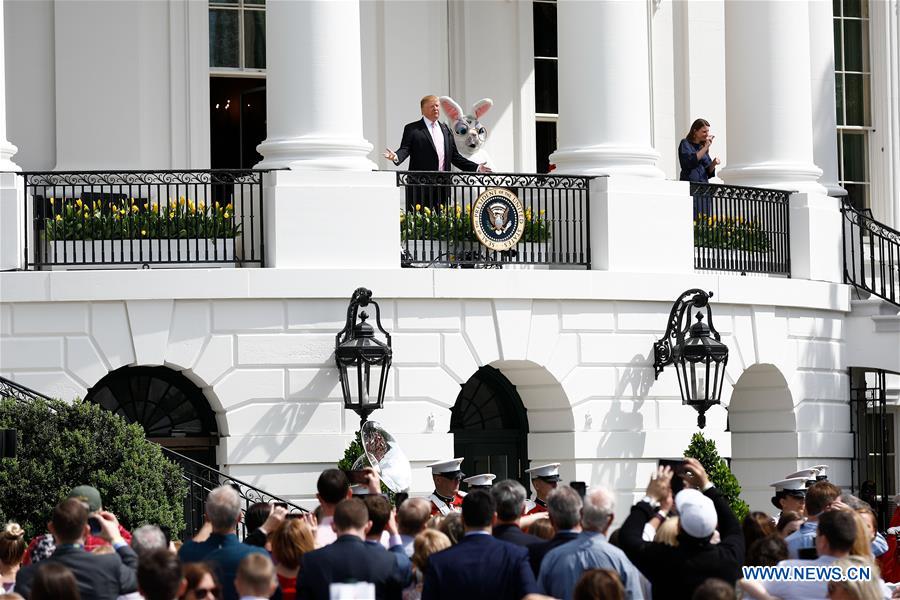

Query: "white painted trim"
<box><xmin>868</xmin><ymin>0</ymin><xmax>900</xmax><ymax>227</ymax></box>
<box><xmin>0</xmin><ymin>269</ymin><xmax>851</xmax><ymax>312</ymax></box>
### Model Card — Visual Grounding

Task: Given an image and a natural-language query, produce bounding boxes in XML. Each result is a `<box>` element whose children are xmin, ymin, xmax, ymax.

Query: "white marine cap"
<box><xmin>675</xmin><ymin>488</ymin><xmax>717</xmax><ymax>539</ymax></box>
<box><xmin>463</xmin><ymin>474</ymin><xmax>496</xmax><ymax>488</ymax></box>
<box><xmin>525</xmin><ymin>463</ymin><xmax>561</xmax><ymax>482</ymax></box>
<box><xmin>427</xmin><ymin>458</ymin><xmax>465</xmax><ymax>479</ymax></box>
<box><xmin>785</xmin><ymin>468</ymin><xmax>819</xmax><ymax>483</ymax></box>
<box><xmin>770</xmin><ymin>477</ymin><xmax>809</xmax><ymax>494</ymax></box>
<box><xmin>810</xmin><ymin>464</ymin><xmax>830</xmax><ymax>479</ymax></box>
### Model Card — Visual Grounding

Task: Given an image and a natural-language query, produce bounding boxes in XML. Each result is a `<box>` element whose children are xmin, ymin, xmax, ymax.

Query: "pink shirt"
<box><xmin>315</xmin><ymin>515</ymin><xmax>336</xmax><ymax>548</ymax></box>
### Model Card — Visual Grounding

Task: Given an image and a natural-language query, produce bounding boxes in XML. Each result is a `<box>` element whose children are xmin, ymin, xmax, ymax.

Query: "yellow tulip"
<box><xmin>424</xmin><ymin>206</ymin><xmax>431</xmax><ymax>216</ymax></box>
<box><xmin>179</xmin><ymin>196</ymin><xmax>185</xmax><ymax>206</ymax></box>
<box><xmin>415</xmin><ymin>204</ymin><xmax>421</xmax><ymax>211</ymax></box>
<box><xmin>55</xmin><ymin>214</ymin><xmax>62</xmax><ymax>221</ymax></box>
<box><xmin>131</xmin><ymin>205</ymin><xmax>139</xmax><ymax>213</ymax></box>
<box><xmin>120</xmin><ymin>208</ymin><xmax>126</xmax><ymax>215</ymax></box>
<box><xmin>198</xmin><ymin>201</ymin><xmax>205</xmax><ymax>211</ymax></box>
<box><xmin>50</xmin><ymin>197</ymin><xmax>55</xmax><ymax>205</ymax></box>
<box><xmin>141</xmin><ymin>229</ymin><xmax>147</xmax><ymax>236</ymax></box>
<box><xmin>539</xmin><ymin>209</ymin><xmax>545</xmax><ymax>215</ymax></box>
<box><xmin>76</xmin><ymin>198</ymin><xmax>83</xmax><ymax>207</ymax></box>
<box><xmin>707</xmin><ymin>218</ymin><xmax>713</xmax><ymax>225</ymax></box>
<box><xmin>225</xmin><ymin>203</ymin><xmax>233</xmax><ymax>210</ymax></box>
<box><xmin>223</xmin><ymin>212</ymin><xmax>230</xmax><ymax>219</ymax></box>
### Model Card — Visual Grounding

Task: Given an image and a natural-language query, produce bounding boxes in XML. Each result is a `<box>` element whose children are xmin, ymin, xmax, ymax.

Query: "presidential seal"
<box><xmin>472</xmin><ymin>188</ymin><xmax>525</xmax><ymax>251</ymax></box>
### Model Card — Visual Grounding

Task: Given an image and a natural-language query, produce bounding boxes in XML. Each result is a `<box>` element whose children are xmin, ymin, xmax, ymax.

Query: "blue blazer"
<box><xmin>422</xmin><ymin>533</ymin><xmax>538</xmax><ymax>600</ymax></box>
<box><xmin>179</xmin><ymin>533</ymin><xmax>269</xmax><ymax>600</ymax></box>
<box><xmin>297</xmin><ymin>535</ymin><xmax>406</xmax><ymax>600</ymax></box>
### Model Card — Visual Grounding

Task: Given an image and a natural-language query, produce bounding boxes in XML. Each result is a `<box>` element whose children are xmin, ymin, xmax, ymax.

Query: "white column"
<box><xmin>256</xmin><ymin>0</ymin><xmax>375</xmax><ymax>171</ymax></box>
<box><xmin>809</xmin><ymin>0</ymin><xmax>845</xmax><ymax>197</ymax></box>
<box><xmin>720</xmin><ymin>1</ymin><xmax>825</xmax><ymax>193</ymax></box>
<box><xmin>550</xmin><ymin>0</ymin><xmax>663</xmax><ymax>177</ymax></box>
<box><xmin>0</xmin><ymin>0</ymin><xmax>19</xmax><ymax>171</ymax></box>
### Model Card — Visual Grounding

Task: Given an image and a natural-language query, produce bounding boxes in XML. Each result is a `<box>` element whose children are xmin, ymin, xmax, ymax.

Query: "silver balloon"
<box><xmin>357</xmin><ymin>420</ymin><xmax>411</xmax><ymax>492</ymax></box>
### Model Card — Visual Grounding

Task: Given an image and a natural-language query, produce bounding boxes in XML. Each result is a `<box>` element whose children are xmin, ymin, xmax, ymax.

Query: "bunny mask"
<box><xmin>439</xmin><ymin>96</ymin><xmax>493</xmax><ymax>164</ymax></box>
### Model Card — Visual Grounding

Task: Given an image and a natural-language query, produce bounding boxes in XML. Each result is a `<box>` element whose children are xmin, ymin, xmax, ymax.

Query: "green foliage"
<box><xmin>0</xmin><ymin>397</ymin><xmax>187</xmax><ymax>539</ymax></box>
<box><xmin>684</xmin><ymin>432</ymin><xmax>750</xmax><ymax>521</ymax></box>
<box><xmin>400</xmin><ymin>204</ymin><xmax>551</xmax><ymax>243</ymax></box>
<box><xmin>44</xmin><ymin>196</ymin><xmax>240</xmax><ymax>241</ymax></box>
<box><xmin>694</xmin><ymin>213</ymin><xmax>771</xmax><ymax>252</ymax></box>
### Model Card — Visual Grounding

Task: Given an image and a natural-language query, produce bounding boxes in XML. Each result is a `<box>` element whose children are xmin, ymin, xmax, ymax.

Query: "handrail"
<box><xmin>841</xmin><ymin>199</ymin><xmax>900</xmax><ymax>308</ymax></box>
<box><xmin>0</xmin><ymin>376</ymin><xmax>306</xmax><ymax>539</ymax></box>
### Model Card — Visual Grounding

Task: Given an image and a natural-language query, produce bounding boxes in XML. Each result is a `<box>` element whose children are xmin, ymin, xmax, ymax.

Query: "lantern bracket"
<box><xmin>652</xmin><ymin>289</ymin><xmax>720</xmax><ymax>379</ymax></box>
<box><xmin>336</xmin><ymin>287</ymin><xmax>392</xmax><ymax>349</ymax></box>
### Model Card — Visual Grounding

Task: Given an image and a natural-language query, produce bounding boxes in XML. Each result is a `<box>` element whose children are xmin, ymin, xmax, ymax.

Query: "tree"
<box><xmin>684</xmin><ymin>432</ymin><xmax>750</xmax><ymax>521</ymax></box>
<box><xmin>0</xmin><ymin>397</ymin><xmax>187</xmax><ymax>539</ymax></box>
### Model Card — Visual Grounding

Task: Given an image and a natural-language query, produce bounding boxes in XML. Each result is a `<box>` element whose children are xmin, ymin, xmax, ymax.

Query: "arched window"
<box><xmin>85</xmin><ymin>366</ymin><xmax>218</xmax><ymax>467</ymax></box>
<box><xmin>451</xmin><ymin>366</ymin><xmax>529</xmax><ymax>491</ymax></box>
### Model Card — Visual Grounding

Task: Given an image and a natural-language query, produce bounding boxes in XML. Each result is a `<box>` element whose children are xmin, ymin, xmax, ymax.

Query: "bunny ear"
<box><xmin>439</xmin><ymin>96</ymin><xmax>464</xmax><ymax>121</ymax></box>
<box><xmin>472</xmin><ymin>98</ymin><xmax>493</xmax><ymax>120</ymax></box>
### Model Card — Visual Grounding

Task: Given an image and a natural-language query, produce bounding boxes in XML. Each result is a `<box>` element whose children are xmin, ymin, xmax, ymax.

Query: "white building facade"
<box><xmin>1</xmin><ymin>0</ymin><xmax>899</xmax><ymax>521</ymax></box>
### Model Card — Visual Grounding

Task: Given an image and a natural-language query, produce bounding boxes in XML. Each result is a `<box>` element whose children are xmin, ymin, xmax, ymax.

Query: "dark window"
<box><xmin>210</xmin><ymin>77</ymin><xmax>266</xmax><ymax>169</ymax></box>
<box><xmin>536</xmin><ymin>121</ymin><xmax>557</xmax><ymax>173</ymax></box>
<box><xmin>209</xmin><ymin>10</ymin><xmax>240</xmax><ymax>68</ymax></box>
<box><xmin>533</xmin><ymin>2</ymin><xmax>557</xmax><ymax>57</ymax></box>
<box><xmin>535</xmin><ymin>59</ymin><xmax>559</xmax><ymax>114</ymax></box>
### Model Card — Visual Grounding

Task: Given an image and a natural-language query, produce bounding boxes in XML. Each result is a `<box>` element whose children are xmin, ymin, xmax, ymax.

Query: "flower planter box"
<box><xmin>404</xmin><ymin>240</ymin><xmax>550</xmax><ymax>270</ymax></box>
<box><xmin>694</xmin><ymin>246</ymin><xmax>786</xmax><ymax>275</ymax></box>
<box><xmin>45</xmin><ymin>238</ymin><xmax>235</xmax><ymax>270</ymax></box>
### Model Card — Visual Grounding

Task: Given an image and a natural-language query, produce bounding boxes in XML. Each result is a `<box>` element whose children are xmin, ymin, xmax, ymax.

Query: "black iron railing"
<box><xmin>842</xmin><ymin>200</ymin><xmax>900</xmax><ymax>308</ymax></box>
<box><xmin>397</xmin><ymin>171</ymin><xmax>591</xmax><ymax>268</ymax></box>
<box><xmin>22</xmin><ymin>170</ymin><xmax>266</xmax><ymax>270</ymax></box>
<box><xmin>158</xmin><ymin>446</ymin><xmax>306</xmax><ymax>540</ymax></box>
<box><xmin>691</xmin><ymin>183</ymin><xmax>791</xmax><ymax>276</ymax></box>
<box><xmin>0</xmin><ymin>376</ymin><xmax>305</xmax><ymax>541</ymax></box>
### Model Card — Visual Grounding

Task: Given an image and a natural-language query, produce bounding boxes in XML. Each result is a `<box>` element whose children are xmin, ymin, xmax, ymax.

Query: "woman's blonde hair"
<box><xmin>0</xmin><ymin>523</ymin><xmax>26</xmax><ymax>567</ymax></box>
<box><xmin>269</xmin><ymin>518</ymin><xmax>316</xmax><ymax>570</ymax></box>
<box><xmin>849</xmin><ymin>511</ymin><xmax>874</xmax><ymax>558</ymax></box>
<box><xmin>654</xmin><ymin>517</ymin><xmax>679</xmax><ymax>547</ymax></box>
<box><xmin>412</xmin><ymin>529</ymin><xmax>451</xmax><ymax>572</ymax></box>
<box><xmin>827</xmin><ymin>556</ymin><xmax>882</xmax><ymax>600</ymax></box>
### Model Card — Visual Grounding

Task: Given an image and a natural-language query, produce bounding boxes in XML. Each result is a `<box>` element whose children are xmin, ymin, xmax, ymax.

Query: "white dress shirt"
<box><xmin>423</xmin><ymin>117</ymin><xmax>445</xmax><ymax>170</ymax></box>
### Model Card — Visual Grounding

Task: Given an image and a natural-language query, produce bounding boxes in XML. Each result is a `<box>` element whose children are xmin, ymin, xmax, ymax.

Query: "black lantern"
<box><xmin>653</xmin><ymin>289</ymin><xmax>729</xmax><ymax>429</ymax></box>
<box><xmin>335</xmin><ymin>287</ymin><xmax>392</xmax><ymax>427</ymax></box>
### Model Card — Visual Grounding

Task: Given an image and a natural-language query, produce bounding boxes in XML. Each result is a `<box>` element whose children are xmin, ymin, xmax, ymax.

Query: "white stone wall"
<box><xmin>0</xmin><ymin>269</ymin><xmax>853</xmax><ymax>520</ymax></box>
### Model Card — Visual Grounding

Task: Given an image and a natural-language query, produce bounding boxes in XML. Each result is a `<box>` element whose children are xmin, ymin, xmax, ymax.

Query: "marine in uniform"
<box><xmin>769</xmin><ymin>477</ymin><xmax>809</xmax><ymax>521</ymax></box>
<box><xmin>427</xmin><ymin>458</ymin><xmax>467</xmax><ymax>516</ymax></box>
<box><xmin>463</xmin><ymin>473</ymin><xmax>496</xmax><ymax>491</ymax></box>
<box><xmin>523</xmin><ymin>463</ymin><xmax>560</xmax><ymax>515</ymax></box>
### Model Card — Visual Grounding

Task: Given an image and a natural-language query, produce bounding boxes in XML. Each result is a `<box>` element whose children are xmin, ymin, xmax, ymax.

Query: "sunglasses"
<box><xmin>193</xmin><ymin>587</ymin><xmax>220</xmax><ymax>599</ymax></box>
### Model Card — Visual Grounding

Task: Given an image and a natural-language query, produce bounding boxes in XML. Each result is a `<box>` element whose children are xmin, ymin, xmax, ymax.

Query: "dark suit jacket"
<box><xmin>393</xmin><ymin>119</ymin><xmax>479</xmax><ymax>172</ymax></box>
<box><xmin>422</xmin><ymin>533</ymin><xmax>538</xmax><ymax>600</ymax></box>
<box><xmin>529</xmin><ymin>530</ymin><xmax>580</xmax><ymax>575</ymax></box>
<box><xmin>493</xmin><ymin>523</ymin><xmax>543</xmax><ymax>548</ymax></box>
<box><xmin>15</xmin><ymin>544</ymin><xmax>138</xmax><ymax>600</ymax></box>
<box><xmin>297</xmin><ymin>534</ymin><xmax>405</xmax><ymax>600</ymax></box>
<box><xmin>179</xmin><ymin>533</ymin><xmax>269</xmax><ymax>600</ymax></box>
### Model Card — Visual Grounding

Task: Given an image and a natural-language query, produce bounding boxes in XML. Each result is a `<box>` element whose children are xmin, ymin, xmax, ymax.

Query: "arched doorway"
<box><xmin>85</xmin><ymin>366</ymin><xmax>218</xmax><ymax>468</ymax></box>
<box><xmin>451</xmin><ymin>366</ymin><xmax>529</xmax><ymax>491</ymax></box>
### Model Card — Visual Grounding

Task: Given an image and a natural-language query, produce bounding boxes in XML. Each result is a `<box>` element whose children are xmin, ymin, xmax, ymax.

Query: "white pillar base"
<box><xmin>590</xmin><ymin>176</ymin><xmax>693</xmax><ymax>273</ymax></box>
<box><xmin>0</xmin><ymin>141</ymin><xmax>18</xmax><ymax>172</ymax></box>
<box><xmin>788</xmin><ymin>192</ymin><xmax>842</xmax><ymax>283</ymax></box>
<box><xmin>551</xmin><ymin>145</ymin><xmax>665</xmax><ymax>178</ymax></box>
<box><xmin>263</xmin><ymin>169</ymin><xmax>400</xmax><ymax>268</ymax></box>
<box><xmin>256</xmin><ymin>136</ymin><xmax>376</xmax><ymax>171</ymax></box>
<box><xmin>719</xmin><ymin>162</ymin><xmax>827</xmax><ymax>195</ymax></box>
<box><xmin>0</xmin><ymin>172</ymin><xmax>24</xmax><ymax>271</ymax></box>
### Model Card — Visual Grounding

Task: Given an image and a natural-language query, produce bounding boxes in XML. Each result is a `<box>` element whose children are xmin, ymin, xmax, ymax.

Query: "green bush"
<box><xmin>684</xmin><ymin>432</ymin><xmax>750</xmax><ymax>521</ymax></box>
<box><xmin>0</xmin><ymin>397</ymin><xmax>187</xmax><ymax>539</ymax></box>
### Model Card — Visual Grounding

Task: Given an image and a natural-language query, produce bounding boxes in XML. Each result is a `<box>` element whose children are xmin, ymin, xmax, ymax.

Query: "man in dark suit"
<box><xmin>384</xmin><ymin>95</ymin><xmax>490</xmax><ymax>209</ymax></box>
<box><xmin>529</xmin><ymin>486</ymin><xmax>583</xmax><ymax>575</ymax></box>
<box><xmin>491</xmin><ymin>480</ymin><xmax>544</xmax><ymax>548</ymax></box>
<box><xmin>297</xmin><ymin>498</ymin><xmax>406</xmax><ymax>600</ymax></box>
<box><xmin>178</xmin><ymin>485</ymin><xmax>269</xmax><ymax>600</ymax></box>
<box><xmin>15</xmin><ymin>498</ymin><xmax>138</xmax><ymax>600</ymax></box>
<box><xmin>422</xmin><ymin>489</ymin><xmax>538</xmax><ymax>600</ymax></box>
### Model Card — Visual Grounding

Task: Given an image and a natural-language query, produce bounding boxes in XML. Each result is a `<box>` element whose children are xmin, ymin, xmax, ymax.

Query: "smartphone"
<box><xmin>570</xmin><ymin>481</ymin><xmax>587</xmax><ymax>500</ymax></box>
<box><xmin>394</xmin><ymin>492</ymin><xmax>409</xmax><ymax>508</ymax></box>
<box><xmin>342</xmin><ymin>469</ymin><xmax>370</xmax><ymax>485</ymax></box>
<box><xmin>798</xmin><ymin>547</ymin><xmax>818</xmax><ymax>560</ymax></box>
<box><xmin>273</xmin><ymin>502</ymin><xmax>288</xmax><ymax>510</ymax></box>
<box><xmin>285</xmin><ymin>512</ymin><xmax>304</xmax><ymax>520</ymax></box>
<box><xmin>658</xmin><ymin>459</ymin><xmax>687</xmax><ymax>496</ymax></box>
<box><xmin>88</xmin><ymin>516</ymin><xmax>102</xmax><ymax>536</ymax></box>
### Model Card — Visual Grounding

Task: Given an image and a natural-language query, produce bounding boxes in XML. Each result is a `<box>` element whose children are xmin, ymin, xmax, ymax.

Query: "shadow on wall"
<box><xmin>592</xmin><ymin>354</ymin><xmax>652</xmax><ymax>491</ymax></box>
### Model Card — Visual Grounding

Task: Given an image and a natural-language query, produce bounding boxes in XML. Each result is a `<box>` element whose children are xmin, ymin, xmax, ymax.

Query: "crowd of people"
<box><xmin>2</xmin><ymin>459</ymin><xmax>900</xmax><ymax>600</ymax></box>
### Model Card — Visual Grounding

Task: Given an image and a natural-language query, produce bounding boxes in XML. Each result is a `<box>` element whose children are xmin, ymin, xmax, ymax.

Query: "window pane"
<box><xmin>833</xmin><ymin>0</ymin><xmax>841</xmax><ymax>16</ymax></box>
<box><xmin>209</xmin><ymin>9</ymin><xmax>239</xmax><ymax>68</ymax></box>
<box><xmin>841</xmin><ymin>131</ymin><xmax>867</xmax><ymax>182</ymax></box>
<box><xmin>843</xmin><ymin>0</ymin><xmax>867</xmax><ymax>18</ymax></box>
<box><xmin>536</xmin><ymin>121</ymin><xmax>557</xmax><ymax>173</ymax></box>
<box><xmin>843</xmin><ymin>18</ymin><xmax>869</xmax><ymax>72</ymax></box>
<box><xmin>835</xmin><ymin>74</ymin><xmax>844</xmax><ymax>125</ymax></box>
<box><xmin>843</xmin><ymin>183</ymin><xmax>868</xmax><ymax>211</ymax></box>
<box><xmin>535</xmin><ymin>58</ymin><xmax>558</xmax><ymax>114</ymax></box>
<box><xmin>244</xmin><ymin>10</ymin><xmax>266</xmax><ymax>69</ymax></box>
<box><xmin>533</xmin><ymin>2</ymin><xmax>557</xmax><ymax>57</ymax></box>
<box><xmin>833</xmin><ymin>20</ymin><xmax>843</xmax><ymax>71</ymax></box>
<box><xmin>844</xmin><ymin>73</ymin><xmax>870</xmax><ymax>126</ymax></box>
<box><xmin>245</xmin><ymin>0</ymin><xmax>265</xmax><ymax>4</ymax></box>
<box><xmin>210</xmin><ymin>0</ymin><xmax>238</xmax><ymax>4</ymax></box>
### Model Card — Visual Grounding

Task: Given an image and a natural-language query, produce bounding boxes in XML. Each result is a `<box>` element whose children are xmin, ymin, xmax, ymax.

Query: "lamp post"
<box><xmin>653</xmin><ymin>289</ymin><xmax>729</xmax><ymax>429</ymax></box>
<box><xmin>335</xmin><ymin>287</ymin><xmax>392</xmax><ymax>428</ymax></box>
